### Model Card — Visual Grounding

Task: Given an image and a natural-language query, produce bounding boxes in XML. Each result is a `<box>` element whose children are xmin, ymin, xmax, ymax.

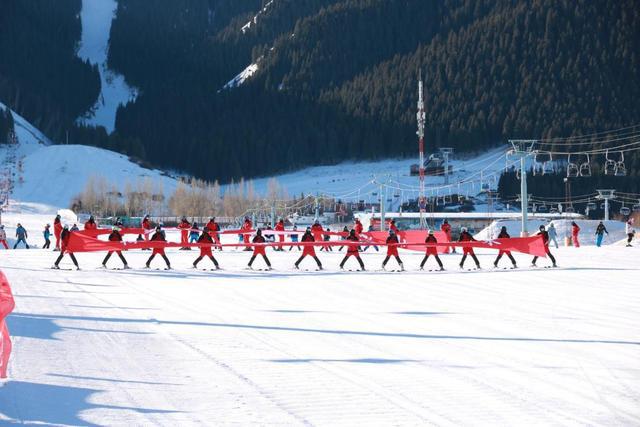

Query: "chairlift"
<box><xmin>565</xmin><ymin>206</ymin><xmax>575</xmax><ymax>214</ymax></box>
<box><xmin>614</xmin><ymin>152</ymin><xmax>626</xmax><ymax>176</ymax></box>
<box><xmin>604</xmin><ymin>150</ymin><xmax>616</xmax><ymax>175</ymax></box>
<box><xmin>436</xmin><ymin>197</ymin><xmax>445</xmax><ymax>207</ymax></box>
<box><xmin>566</xmin><ymin>154</ymin><xmax>579</xmax><ymax>178</ymax></box>
<box><xmin>542</xmin><ymin>153</ymin><xmax>554</xmax><ymax>175</ymax></box>
<box><xmin>620</xmin><ymin>207</ymin><xmax>631</xmax><ymax>216</ymax></box>
<box><xmin>600</xmin><ymin>203</ymin><xmax>606</xmax><ymax>210</ymax></box>
<box><xmin>444</xmin><ymin>191</ymin><xmax>452</xmax><ymax>204</ymax></box>
<box><xmin>579</xmin><ymin>153</ymin><xmax>591</xmax><ymax>177</ymax></box>
<box><xmin>537</xmin><ymin>204</ymin><xmax>549</xmax><ymax>213</ymax></box>
<box><xmin>586</xmin><ymin>202</ymin><xmax>597</xmax><ymax>211</ymax></box>
<box><xmin>550</xmin><ymin>207</ymin><xmax>559</xmax><ymax>214</ymax></box>
<box><xmin>632</xmin><ymin>203</ymin><xmax>640</xmax><ymax>213</ymax></box>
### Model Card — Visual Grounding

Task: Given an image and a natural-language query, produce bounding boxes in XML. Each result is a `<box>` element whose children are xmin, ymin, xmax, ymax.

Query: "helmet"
<box><xmin>156</xmin><ymin>225</ymin><xmax>162</xmax><ymax>231</ymax></box>
<box><xmin>461</xmin><ymin>227</ymin><xmax>468</xmax><ymax>233</ymax></box>
<box><xmin>539</xmin><ymin>225</ymin><xmax>545</xmax><ymax>231</ymax></box>
<box><xmin>501</xmin><ymin>226</ymin><xmax>507</xmax><ymax>231</ymax></box>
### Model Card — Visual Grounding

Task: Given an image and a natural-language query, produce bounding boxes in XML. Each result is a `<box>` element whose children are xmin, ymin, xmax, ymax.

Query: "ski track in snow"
<box><xmin>0</xmin><ymin>244</ymin><xmax>639</xmax><ymax>425</ymax></box>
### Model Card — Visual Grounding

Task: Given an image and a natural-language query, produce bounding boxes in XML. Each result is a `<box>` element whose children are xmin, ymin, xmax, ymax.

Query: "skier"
<box><xmin>13</xmin><ymin>223</ymin><xmax>29</xmax><ymax>249</ymax></box>
<box><xmin>362</xmin><ymin>224</ymin><xmax>379</xmax><ymax>252</ymax></box>
<box><xmin>275</xmin><ymin>219</ymin><xmax>285</xmax><ymax>251</ymax></box>
<box><xmin>389</xmin><ymin>219</ymin><xmax>399</xmax><ymax>234</ymax></box>
<box><xmin>311</xmin><ymin>220</ymin><xmax>324</xmax><ymax>244</ymax></box>
<box><xmin>193</xmin><ymin>230</ymin><xmax>219</xmax><ymax>269</ymax></box>
<box><xmin>189</xmin><ymin>222</ymin><xmax>200</xmax><ymax>244</ymax></box>
<box><xmin>420</xmin><ymin>229</ymin><xmax>444</xmax><ymax>270</ymax></box>
<box><xmin>493</xmin><ymin>226</ymin><xmax>517</xmax><ymax>268</ymax></box>
<box><xmin>53</xmin><ymin>214</ymin><xmax>63</xmax><ymax>251</ymax></box>
<box><xmin>242</xmin><ymin>217</ymin><xmax>253</xmax><ymax>250</ymax></box>
<box><xmin>146</xmin><ymin>226</ymin><xmax>171</xmax><ymax>269</ymax></box>
<box><xmin>571</xmin><ymin>222</ymin><xmax>581</xmax><ymax>247</ymax></box>
<box><xmin>338</xmin><ymin>226</ymin><xmax>349</xmax><ymax>251</ymax></box>
<box><xmin>206</xmin><ymin>217</ymin><xmax>222</xmax><ymax>250</ymax></box>
<box><xmin>70</xmin><ymin>224</ymin><xmax>80</xmax><ymax>232</ymax></box>
<box><xmin>43</xmin><ymin>224</ymin><xmax>51</xmax><ymax>249</ymax></box>
<box><xmin>84</xmin><ymin>215</ymin><xmax>97</xmax><ymax>231</ymax></box>
<box><xmin>142</xmin><ymin>215</ymin><xmax>152</xmax><ymax>241</ymax></box>
<box><xmin>381</xmin><ymin>229</ymin><xmax>403</xmax><ymax>271</ymax></box>
<box><xmin>626</xmin><ymin>219</ymin><xmax>635</xmax><ymax>247</ymax></box>
<box><xmin>339</xmin><ymin>229</ymin><xmax>365</xmax><ymax>270</ymax></box>
<box><xmin>294</xmin><ymin>228</ymin><xmax>322</xmax><ymax>270</ymax></box>
<box><xmin>248</xmin><ymin>229</ymin><xmax>271</xmax><ymax>269</ymax></box>
<box><xmin>354</xmin><ymin>218</ymin><xmax>364</xmax><ymax>236</ymax></box>
<box><xmin>595</xmin><ymin>221</ymin><xmax>608</xmax><ymax>247</ymax></box>
<box><xmin>320</xmin><ymin>227</ymin><xmax>333</xmax><ymax>251</ymax></box>
<box><xmin>531</xmin><ymin>225</ymin><xmax>557</xmax><ymax>267</ymax></box>
<box><xmin>0</xmin><ymin>225</ymin><xmax>8</xmax><ymax>249</ymax></box>
<box><xmin>101</xmin><ymin>227</ymin><xmax>130</xmax><ymax>269</ymax></box>
<box><xmin>289</xmin><ymin>225</ymin><xmax>301</xmax><ymax>251</ymax></box>
<box><xmin>547</xmin><ymin>223</ymin><xmax>559</xmax><ymax>248</ymax></box>
<box><xmin>441</xmin><ymin>219</ymin><xmax>454</xmax><ymax>253</ymax></box>
<box><xmin>178</xmin><ymin>217</ymin><xmax>192</xmax><ymax>250</ymax></box>
<box><xmin>458</xmin><ymin>227</ymin><xmax>480</xmax><ymax>269</ymax></box>
<box><xmin>52</xmin><ymin>225</ymin><xmax>79</xmax><ymax>270</ymax></box>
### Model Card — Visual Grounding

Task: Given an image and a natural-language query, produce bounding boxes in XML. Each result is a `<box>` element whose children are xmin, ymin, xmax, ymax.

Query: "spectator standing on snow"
<box><xmin>53</xmin><ymin>214</ymin><xmax>62</xmax><ymax>251</ymax></box>
<box><xmin>43</xmin><ymin>224</ymin><xmax>51</xmax><ymax>249</ymax></box>
<box><xmin>142</xmin><ymin>215</ymin><xmax>152</xmax><ymax>241</ymax></box>
<box><xmin>14</xmin><ymin>223</ymin><xmax>29</xmax><ymax>249</ymax></box>
<box><xmin>338</xmin><ymin>226</ymin><xmax>349</xmax><ymax>251</ymax></box>
<box><xmin>531</xmin><ymin>225</ymin><xmax>557</xmax><ymax>267</ymax></box>
<box><xmin>321</xmin><ymin>227</ymin><xmax>332</xmax><ymax>251</ymax></box>
<box><xmin>626</xmin><ymin>219</ymin><xmax>635</xmax><ymax>247</ymax></box>
<box><xmin>441</xmin><ymin>219</ymin><xmax>455</xmax><ymax>253</ymax></box>
<box><xmin>547</xmin><ymin>223</ymin><xmax>558</xmax><ymax>248</ymax></box>
<box><xmin>242</xmin><ymin>217</ymin><xmax>253</xmax><ymax>251</ymax></box>
<box><xmin>275</xmin><ymin>219</ymin><xmax>285</xmax><ymax>251</ymax></box>
<box><xmin>52</xmin><ymin>225</ymin><xmax>79</xmax><ymax>269</ymax></box>
<box><xmin>289</xmin><ymin>225</ymin><xmax>301</xmax><ymax>251</ymax></box>
<box><xmin>84</xmin><ymin>216</ymin><xmax>97</xmax><ymax>231</ymax></box>
<box><xmin>595</xmin><ymin>221</ymin><xmax>608</xmax><ymax>247</ymax></box>
<box><xmin>571</xmin><ymin>222</ymin><xmax>581</xmax><ymax>248</ymax></box>
<box><xmin>362</xmin><ymin>225</ymin><xmax>379</xmax><ymax>252</ymax></box>
<box><xmin>178</xmin><ymin>217</ymin><xmax>192</xmax><ymax>250</ymax></box>
<box><xmin>189</xmin><ymin>222</ymin><xmax>200</xmax><ymax>244</ymax></box>
<box><xmin>0</xmin><ymin>225</ymin><xmax>8</xmax><ymax>249</ymax></box>
<box><xmin>206</xmin><ymin>217</ymin><xmax>222</xmax><ymax>250</ymax></box>
<box><xmin>70</xmin><ymin>224</ymin><xmax>80</xmax><ymax>232</ymax></box>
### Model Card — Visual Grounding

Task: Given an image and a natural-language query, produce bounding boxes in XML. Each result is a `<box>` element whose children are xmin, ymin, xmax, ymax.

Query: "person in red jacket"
<box><xmin>142</xmin><ymin>215</ymin><xmax>152</xmax><ymax>241</ymax></box>
<box><xmin>493</xmin><ymin>226</ymin><xmax>517</xmax><ymax>268</ymax></box>
<box><xmin>458</xmin><ymin>227</ymin><xmax>481</xmax><ymax>269</ymax></box>
<box><xmin>84</xmin><ymin>215</ymin><xmax>97</xmax><ymax>231</ymax></box>
<box><xmin>248</xmin><ymin>229</ymin><xmax>271</xmax><ymax>269</ymax></box>
<box><xmin>242</xmin><ymin>217</ymin><xmax>253</xmax><ymax>251</ymax></box>
<box><xmin>420</xmin><ymin>230</ymin><xmax>444</xmax><ymax>270</ymax></box>
<box><xmin>52</xmin><ymin>225</ymin><xmax>79</xmax><ymax>270</ymax></box>
<box><xmin>339</xmin><ymin>229</ymin><xmax>365</xmax><ymax>270</ymax></box>
<box><xmin>101</xmin><ymin>227</ymin><xmax>130</xmax><ymax>269</ymax></box>
<box><xmin>206</xmin><ymin>217</ymin><xmax>222</xmax><ymax>250</ymax></box>
<box><xmin>53</xmin><ymin>214</ymin><xmax>63</xmax><ymax>251</ymax></box>
<box><xmin>274</xmin><ymin>219</ymin><xmax>285</xmax><ymax>251</ymax></box>
<box><xmin>571</xmin><ymin>221</ymin><xmax>581</xmax><ymax>248</ymax></box>
<box><xmin>440</xmin><ymin>219</ymin><xmax>454</xmax><ymax>253</ymax></box>
<box><xmin>311</xmin><ymin>220</ymin><xmax>323</xmax><ymax>242</ymax></box>
<box><xmin>381</xmin><ymin>230</ymin><xmax>404</xmax><ymax>271</ymax></box>
<box><xmin>389</xmin><ymin>219</ymin><xmax>399</xmax><ymax>233</ymax></box>
<box><xmin>354</xmin><ymin>218</ymin><xmax>364</xmax><ymax>236</ymax></box>
<box><xmin>178</xmin><ymin>217</ymin><xmax>191</xmax><ymax>250</ymax></box>
<box><xmin>193</xmin><ymin>230</ymin><xmax>219</xmax><ymax>269</ymax></box>
<box><xmin>146</xmin><ymin>226</ymin><xmax>171</xmax><ymax>269</ymax></box>
<box><xmin>294</xmin><ymin>228</ymin><xmax>322</xmax><ymax>270</ymax></box>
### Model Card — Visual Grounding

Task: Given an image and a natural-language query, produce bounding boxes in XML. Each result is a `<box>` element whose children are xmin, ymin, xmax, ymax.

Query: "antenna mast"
<box><xmin>417</xmin><ymin>71</ymin><xmax>426</xmax><ymax>229</ymax></box>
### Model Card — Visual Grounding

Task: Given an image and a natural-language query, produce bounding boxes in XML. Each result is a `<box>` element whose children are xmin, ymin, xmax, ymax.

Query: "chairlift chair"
<box><xmin>579</xmin><ymin>153</ymin><xmax>591</xmax><ymax>177</ymax></box>
<box><xmin>604</xmin><ymin>150</ymin><xmax>616</xmax><ymax>175</ymax></box>
<box><xmin>620</xmin><ymin>207</ymin><xmax>631</xmax><ymax>216</ymax></box>
<box><xmin>550</xmin><ymin>207</ymin><xmax>559</xmax><ymax>214</ymax></box>
<box><xmin>566</xmin><ymin>154</ymin><xmax>579</xmax><ymax>178</ymax></box>
<box><xmin>537</xmin><ymin>204</ymin><xmax>549</xmax><ymax>213</ymax></box>
<box><xmin>565</xmin><ymin>206</ymin><xmax>575</xmax><ymax>214</ymax></box>
<box><xmin>614</xmin><ymin>152</ymin><xmax>627</xmax><ymax>176</ymax></box>
<box><xmin>542</xmin><ymin>153</ymin><xmax>554</xmax><ymax>175</ymax></box>
<box><xmin>586</xmin><ymin>202</ymin><xmax>597</xmax><ymax>211</ymax></box>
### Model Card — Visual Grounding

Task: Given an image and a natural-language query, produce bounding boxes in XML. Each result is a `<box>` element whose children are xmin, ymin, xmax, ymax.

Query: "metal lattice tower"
<box><xmin>417</xmin><ymin>72</ymin><xmax>426</xmax><ymax>229</ymax></box>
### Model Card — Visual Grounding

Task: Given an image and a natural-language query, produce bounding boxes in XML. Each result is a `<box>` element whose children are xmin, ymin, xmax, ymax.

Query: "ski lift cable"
<box><xmin>536</xmin><ymin>140</ymin><xmax>640</xmax><ymax>154</ymax></box>
<box><xmin>534</xmin><ymin>124</ymin><xmax>640</xmax><ymax>144</ymax></box>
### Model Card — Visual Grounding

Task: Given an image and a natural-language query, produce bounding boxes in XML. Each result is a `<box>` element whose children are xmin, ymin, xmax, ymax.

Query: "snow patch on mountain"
<box><xmin>76</xmin><ymin>0</ymin><xmax>138</xmax><ymax>133</ymax></box>
<box><xmin>241</xmin><ymin>0</ymin><xmax>275</xmax><ymax>33</ymax></box>
<box><xmin>222</xmin><ymin>62</ymin><xmax>260</xmax><ymax>90</ymax></box>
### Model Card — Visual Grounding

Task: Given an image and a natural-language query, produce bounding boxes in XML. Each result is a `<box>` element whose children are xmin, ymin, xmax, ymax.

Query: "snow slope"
<box><xmin>0</xmin><ymin>243</ymin><xmax>638</xmax><ymax>425</ymax></box>
<box><xmin>76</xmin><ymin>0</ymin><xmax>138</xmax><ymax>132</ymax></box>
<box><xmin>222</xmin><ymin>62</ymin><xmax>260</xmax><ymax>90</ymax></box>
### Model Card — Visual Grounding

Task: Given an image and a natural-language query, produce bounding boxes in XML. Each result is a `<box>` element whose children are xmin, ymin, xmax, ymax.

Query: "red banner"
<box><xmin>0</xmin><ymin>271</ymin><xmax>15</xmax><ymax>379</ymax></box>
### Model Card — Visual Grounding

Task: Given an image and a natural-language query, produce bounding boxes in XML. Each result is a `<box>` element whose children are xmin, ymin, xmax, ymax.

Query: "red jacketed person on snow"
<box><xmin>339</xmin><ymin>229</ymin><xmax>365</xmax><ymax>270</ymax></box>
<box><xmin>248</xmin><ymin>229</ymin><xmax>271</xmax><ymax>269</ymax></box>
<box><xmin>531</xmin><ymin>225</ymin><xmax>557</xmax><ymax>267</ymax></box>
<box><xmin>53</xmin><ymin>214</ymin><xmax>63</xmax><ymax>251</ymax></box>
<box><xmin>193</xmin><ymin>230</ymin><xmax>219</xmax><ymax>269</ymax></box>
<box><xmin>381</xmin><ymin>230</ymin><xmax>404</xmax><ymax>271</ymax></box>
<box><xmin>294</xmin><ymin>228</ymin><xmax>323</xmax><ymax>270</ymax></box>
<box><xmin>275</xmin><ymin>219</ymin><xmax>285</xmax><ymax>251</ymax></box>
<box><xmin>206</xmin><ymin>217</ymin><xmax>222</xmax><ymax>250</ymax></box>
<box><xmin>53</xmin><ymin>225</ymin><xmax>79</xmax><ymax>269</ymax></box>
<box><xmin>178</xmin><ymin>217</ymin><xmax>191</xmax><ymax>250</ymax></box>
<box><xmin>420</xmin><ymin>230</ymin><xmax>444</xmax><ymax>270</ymax></box>
<box><xmin>493</xmin><ymin>226</ymin><xmax>517</xmax><ymax>268</ymax></box>
<box><xmin>571</xmin><ymin>221</ymin><xmax>581</xmax><ymax>248</ymax></box>
<box><xmin>101</xmin><ymin>227</ymin><xmax>130</xmax><ymax>269</ymax></box>
<box><xmin>84</xmin><ymin>215</ymin><xmax>97</xmax><ymax>231</ymax></box>
<box><xmin>354</xmin><ymin>218</ymin><xmax>364</xmax><ymax>236</ymax></box>
<box><xmin>242</xmin><ymin>217</ymin><xmax>253</xmax><ymax>251</ymax></box>
<box><xmin>458</xmin><ymin>227</ymin><xmax>481</xmax><ymax>269</ymax></box>
<box><xmin>142</xmin><ymin>215</ymin><xmax>152</xmax><ymax>241</ymax></box>
<box><xmin>146</xmin><ymin>226</ymin><xmax>171</xmax><ymax>269</ymax></box>
<box><xmin>441</xmin><ymin>219</ymin><xmax>454</xmax><ymax>253</ymax></box>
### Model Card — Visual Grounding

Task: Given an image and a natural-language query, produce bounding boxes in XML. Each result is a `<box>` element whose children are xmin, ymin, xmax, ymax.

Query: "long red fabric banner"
<box><xmin>0</xmin><ymin>271</ymin><xmax>15</xmax><ymax>379</ymax></box>
<box><xmin>67</xmin><ymin>230</ymin><xmax>548</xmax><ymax>257</ymax></box>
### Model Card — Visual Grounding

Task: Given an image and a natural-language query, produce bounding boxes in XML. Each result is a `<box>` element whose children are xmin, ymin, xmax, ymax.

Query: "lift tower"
<box><xmin>417</xmin><ymin>72</ymin><xmax>426</xmax><ymax>229</ymax></box>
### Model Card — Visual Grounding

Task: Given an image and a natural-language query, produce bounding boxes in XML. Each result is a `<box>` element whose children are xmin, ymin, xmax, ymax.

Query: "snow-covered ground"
<box><xmin>1</xmin><ymin>241</ymin><xmax>639</xmax><ymax>425</ymax></box>
<box><xmin>222</xmin><ymin>62</ymin><xmax>260</xmax><ymax>90</ymax></box>
<box><xmin>76</xmin><ymin>0</ymin><xmax>137</xmax><ymax>132</ymax></box>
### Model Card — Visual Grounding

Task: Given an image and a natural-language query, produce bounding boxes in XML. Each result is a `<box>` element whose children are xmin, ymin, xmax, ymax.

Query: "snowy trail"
<box><xmin>1</xmin><ymin>246</ymin><xmax>639</xmax><ymax>425</ymax></box>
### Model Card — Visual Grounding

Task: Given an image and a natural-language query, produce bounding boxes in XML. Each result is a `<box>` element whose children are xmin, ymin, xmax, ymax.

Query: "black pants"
<box><xmin>55</xmin><ymin>252</ymin><xmax>78</xmax><ymax>267</ymax></box>
<box><xmin>248</xmin><ymin>254</ymin><xmax>271</xmax><ymax>267</ymax></box>
<box><xmin>628</xmin><ymin>234</ymin><xmax>634</xmax><ymax>245</ymax></box>
<box><xmin>295</xmin><ymin>254</ymin><xmax>322</xmax><ymax>268</ymax></box>
<box><xmin>103</xmin><ymin>251</ymin><xmax>128</xmax><ymax>267</ymax></box>
<box><xmin>146</xmin><ymin>253</ymin><xmax>171</xmax><ymax>268</ymax></box>
<box><xmin>288</xmin><ymin>244</ymin><xmax>301</xmax><ymax>251</ymax></box>
<box><xmin>43</xmin><ymin>238</ymin><xmax>51</xmax><ymax>249</ymax></box>
<box><xmin>532</xmin><ymin>247</ymin><xmax>556</xmax><ymax>266</ymax></box>
<box><xmin>320</xmin><ymin>244</ymin><xmax>333</xmax><ymax>251</ymax></box>
<box><xmin>460</xmin><ymin>251</ymin><xmax>480</xmax><ymax>268</ymax></box>
<box><xmin>14</xmin><ymin>238</ymin><xmax>29</xmax><ymax>249</ymax></box>
<box><xmin>382</xmin><ymin>255</ymin><xmax>402</xmax><ymax>267</ymax></box>
<box><xmin>340</xmin><ymin>254</ymin><xmax>365</xmax><ymax>269</ymax></box>
<box><xmin>494</xmin><ymin>251</ymin><xmax>516</xmax><ymax>266</ymax></box>
<box><xmin>420</xmin><ymin>253</ymin><xmax>443</xmax><ymax>269</ymax></box>
<box><xmin>194</xmin><ymin>254</ymin><xmax>219</xmax><ymax>268</ymax></box>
